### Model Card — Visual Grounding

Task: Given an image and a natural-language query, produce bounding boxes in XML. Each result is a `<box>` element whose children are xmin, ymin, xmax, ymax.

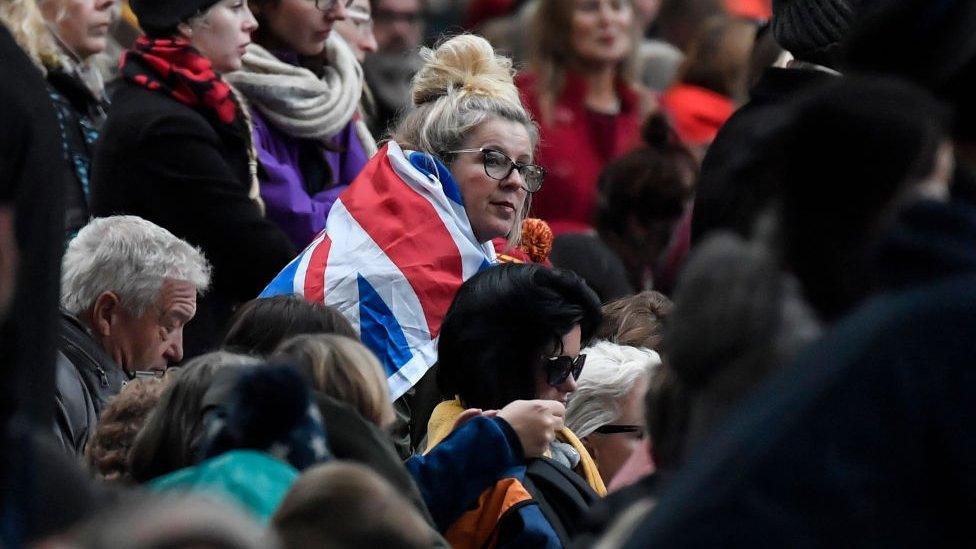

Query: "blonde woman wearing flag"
<box><xmin>260</xmin><ymin>33</ymin><xmax>544</xmax><ymax>456</ymax></box>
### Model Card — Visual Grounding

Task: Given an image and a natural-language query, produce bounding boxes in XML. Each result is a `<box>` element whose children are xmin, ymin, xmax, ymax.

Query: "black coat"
<box><xmin>90</xmin><ymin>81</ymin><xmax>296</xmax><ymax>358</ymax></box>
<box><xmin>0</xmin><ymin>25</ymin><xmax>66</xmax><ymax>430</ymax></box>
<box><xmin>623</xmin><ymin>200</ymin><xmax>976</xmax><ymax>547</ymax></box>
<box><xmin>691</xmin><ymin>67</ymin><xmax>836</xmax><ymax>244</ymax></box>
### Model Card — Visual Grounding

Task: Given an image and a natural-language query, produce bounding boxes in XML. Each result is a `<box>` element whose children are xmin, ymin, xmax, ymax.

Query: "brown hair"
<box><xmin>271</xmin><ymin>334</ymin><xmax>395</xmax><ymax>430</ymax></box>
<box><xmin>596</xmin><ymin>291</ymin><xmax>673</xmax><ymax>351</ymax></box>
<box><xmin>84</xmin><ymin>377</ymin><xmax>169</xmax><ymax>482</ymax></box>
<box><xmin>676</xmin><ymin>15</ymin><xmax>757</xmax><ymax>101</ymax></box>
<box><xmin>272</xmin><ymin>461</ymin><xmax>431</xmax><ymax>549</ymax></box>
<box><xmin>528</xmin><ymin>0</ymin><xmax>642</xmax><ymax>124</ymax></box>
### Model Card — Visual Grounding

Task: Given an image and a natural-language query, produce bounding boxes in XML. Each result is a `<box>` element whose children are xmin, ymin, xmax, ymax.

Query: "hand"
<box><xmin>496</xmin><ymin>400</ymin><xmax>565</xmax><ymax>459</ymax></box>
<box><xmin>450</xmin><ymin>408</ymin><xmax>493</xmax><ymax>432</ymax></box>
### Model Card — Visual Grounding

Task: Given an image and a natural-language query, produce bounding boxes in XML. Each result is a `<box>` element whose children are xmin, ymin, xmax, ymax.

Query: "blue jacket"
<box><xmin>406</xmin><ymin>416</ymin><xmax>562</xmax><ymax>548</ymax></box>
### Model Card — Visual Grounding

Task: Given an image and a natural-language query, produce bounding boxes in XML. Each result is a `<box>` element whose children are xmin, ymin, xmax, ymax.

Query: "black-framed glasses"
<box><xmin>314</xmin><ymin>0</ymin><xmax>354</xmax><ymax>12</ymax></box>
<box><xmin>447</xmin><ymin>148</ymin><xmax>546</xmax><ymax>193</ymax></box>
<box><xmin>544</xmin><ymin>353</ymin><xmax>586</xmax><ymax>387</ymax></box>
<box><xmin>594</xmin><ymin>424</ymin><xmax>645</xmax><ymax>438</ymax></box>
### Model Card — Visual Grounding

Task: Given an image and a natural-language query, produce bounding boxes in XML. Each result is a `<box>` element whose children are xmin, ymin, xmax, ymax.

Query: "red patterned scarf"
<box><xmin>120</xmin><ymin>37</ymin><xmax>237</xmax><ymax>125</ymax></box>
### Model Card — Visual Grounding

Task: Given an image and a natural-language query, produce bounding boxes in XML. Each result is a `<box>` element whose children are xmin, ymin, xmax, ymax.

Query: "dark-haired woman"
<box><xmin>90</xmin><ymin>0</ymin><xmax>297</xmax><ymax>357</ymax></box>
<box><xmin>424</xmin><ymin>262</ymin><xmax>606</xmax><ymax>545</ymax></box>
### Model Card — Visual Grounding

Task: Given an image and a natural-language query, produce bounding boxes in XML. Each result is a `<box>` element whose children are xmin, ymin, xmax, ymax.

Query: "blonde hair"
<box><xmin>272</xmin><ymin>334</ymin><xmax>395</xmax><ymax>430</ymax></box>
<box><xmin>0</xmin><ymin>0</ymin><xmax>58</xmax><ymax>70</ymax></box>
<box><xmin>393</xmin><ymin>34</ymin><xmax>537</xmax><ymax>247</ymax></box>
<box><xmin>529</xmin><ymin>0</ymin><xmax>641</xmax><ymax>124</ymax></box>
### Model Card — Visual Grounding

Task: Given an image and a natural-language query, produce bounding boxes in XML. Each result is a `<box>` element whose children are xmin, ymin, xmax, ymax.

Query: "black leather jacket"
<box><xmin>52</xmin><ymin>312</ymin><xmax>130</xmax><ymax>454</ymax></box>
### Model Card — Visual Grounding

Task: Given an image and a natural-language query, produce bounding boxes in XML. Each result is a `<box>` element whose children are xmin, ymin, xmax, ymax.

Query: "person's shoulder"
<box><xmin>105</xmin><ymin>83</ymin><xmax>217</xmax><ymax>140</ymax></box>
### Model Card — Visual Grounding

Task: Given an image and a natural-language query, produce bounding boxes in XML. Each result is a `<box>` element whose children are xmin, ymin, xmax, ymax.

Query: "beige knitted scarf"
<box><xmin>225</xmin><ymin>34</ymin><xmax>377</xmax><ymax>156</ymax></box>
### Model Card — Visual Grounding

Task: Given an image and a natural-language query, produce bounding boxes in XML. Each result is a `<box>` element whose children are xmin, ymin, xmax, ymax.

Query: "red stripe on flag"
<box><xmin>340</xmin><ymin>146</ymin><xmax>464</xmax><ymax>338</ymax></box>
<box><xmin>303</xmin><ymin>235</ymin><xmax>332</xmax><ymax>303</ymax></box>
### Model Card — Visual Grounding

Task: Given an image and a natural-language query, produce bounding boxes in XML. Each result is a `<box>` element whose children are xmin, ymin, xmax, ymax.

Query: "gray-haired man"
<box><xmin>54</xmin><ymin>216</ymin><xmax>211</xmax><ymax>454</ymax></box>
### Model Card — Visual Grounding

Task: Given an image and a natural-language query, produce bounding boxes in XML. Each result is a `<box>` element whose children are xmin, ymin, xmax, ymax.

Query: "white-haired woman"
<box><xmin>566</xmin><ymin>340</ymin><xmax>660</xmax><ymax>485</ymax></box>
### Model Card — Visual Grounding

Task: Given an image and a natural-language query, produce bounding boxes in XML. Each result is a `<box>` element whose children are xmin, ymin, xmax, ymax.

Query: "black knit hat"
<box><xmin>131</xmin><ymin>0</ymin><xmax>223</xmax><ymax>36</ymax></box>
<box><xmin>771</xmin><ymin>0</ymin><xmax>863</xmax><ymax>66</ymax></box>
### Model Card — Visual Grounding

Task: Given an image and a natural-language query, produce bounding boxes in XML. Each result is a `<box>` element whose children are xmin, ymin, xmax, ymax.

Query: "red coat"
<box><xmin>517</xmin><ymin>71</ymin><xmax>647</xmax><ymax>235</ymax></box>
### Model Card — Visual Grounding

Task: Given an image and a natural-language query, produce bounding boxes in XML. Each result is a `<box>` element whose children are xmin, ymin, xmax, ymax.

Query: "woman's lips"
<box><xmin>491</xmin><ymin>201</ymin><xmax>516</xmax><ymax>213</ymax></box>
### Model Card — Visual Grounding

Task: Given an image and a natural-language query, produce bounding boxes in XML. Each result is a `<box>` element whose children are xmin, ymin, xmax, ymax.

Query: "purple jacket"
<box><xmin>251</xmin><ymin>108</ymin><xmax>370</xmax><ymax>251</ymax></box>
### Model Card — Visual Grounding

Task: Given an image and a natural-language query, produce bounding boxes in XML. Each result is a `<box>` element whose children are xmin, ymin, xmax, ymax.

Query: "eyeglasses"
<box><xmin>594</xmin><ymin>424</ymin><xmax>645</xmax><ymax>439</ymax></box>
<box><xmin>544</xmin><ymin>353</ymin><xmax>586</xmax><ymax>387</ymax></box>
<box><xmin>447</xmin><ymin>148</ymin><xmax>546</xmax><ymax>193</ymax></box>
<box><xmin>314</xmin><ymin>0</ymin><xmax>355</xmax><ymax>12</ymax></box>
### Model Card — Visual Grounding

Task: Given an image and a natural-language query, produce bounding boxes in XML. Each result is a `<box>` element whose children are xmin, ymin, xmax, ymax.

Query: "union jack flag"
<box><xmin>260</xmin><ymin>142</ymin><xmax>495</xmax><ymax>400</ymax></box>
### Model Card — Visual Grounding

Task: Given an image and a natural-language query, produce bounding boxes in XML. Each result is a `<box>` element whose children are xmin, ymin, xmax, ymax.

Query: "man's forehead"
<box><xmin>378</xmin><ymin>0</ymin><xmax>422</xmax><ymax>12</ymax></box>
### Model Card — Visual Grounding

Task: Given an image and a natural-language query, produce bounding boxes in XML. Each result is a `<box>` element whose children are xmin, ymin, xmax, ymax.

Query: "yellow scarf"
<box><xmin>426</xmin><ymin>399</ymin><xmax>607</xmax><ymax>497</ymax></box>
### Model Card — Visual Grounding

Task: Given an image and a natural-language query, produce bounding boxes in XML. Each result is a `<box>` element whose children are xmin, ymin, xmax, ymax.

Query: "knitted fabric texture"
<box><xmin>225</xmin><ymin>34</ymin><xmax>376</xmax><ymax>156</ymax></box>
<box><xmin>772</xmin><ymin>0</ymin><xmax>857</xmax><ymax>64</ymax></box>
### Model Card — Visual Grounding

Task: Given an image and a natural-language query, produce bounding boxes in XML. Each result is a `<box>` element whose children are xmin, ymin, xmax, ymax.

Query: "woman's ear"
<box><xmin>176</xmin><ymin>21</ymin><xmax>194</xmax><ymax>39</ymax></box>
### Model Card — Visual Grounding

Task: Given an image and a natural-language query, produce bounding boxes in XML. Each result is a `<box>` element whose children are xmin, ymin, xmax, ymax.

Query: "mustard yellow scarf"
<box><xmin>426</xmin><ymin>399</ymin><xmax>607</xmax><ymax>497</ymax></box>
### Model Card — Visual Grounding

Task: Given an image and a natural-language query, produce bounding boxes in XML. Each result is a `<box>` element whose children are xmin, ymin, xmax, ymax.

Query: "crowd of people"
<box><xmin>3</xmin><ymin>0</ymin><xmax>976</xmax><ymax>546</ymax></box>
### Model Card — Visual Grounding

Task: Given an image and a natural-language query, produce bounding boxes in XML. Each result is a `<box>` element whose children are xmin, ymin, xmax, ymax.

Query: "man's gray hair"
<box><xmin>566</xmin><ymin>340</ymin><xmax>661</xmax><ymax>438</ymax></box>
<box><xmin>61</xmin><ymin>216</ymin><xmax>211</xmax><ymax>317</ymax></box>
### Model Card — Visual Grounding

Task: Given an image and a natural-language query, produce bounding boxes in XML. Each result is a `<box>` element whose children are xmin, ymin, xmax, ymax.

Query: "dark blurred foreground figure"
<box><xmin>1</xmin><ymin>8</ymin><xmax>97</xmax><ymax>545</ymax></box>
<box><xmin>62</xmin><ymin>493</ymin><xmax>275</xmax><ymax>548</ymax></box>
<box><xmin>617</xmin><ymin>197</ymin><xmax>976</xmax><ymax>547</ymax></box>
<box><xmin>844</xmin><ymin>0</ymin><xmax>976</xmax><ymax>205</ymax></box>
<box><xmin>775</xmin><ymin>77</ymin><xmax>952</xmax><ymax>321</ymax></box>
<box><xmin>691</xmin><ymin>0</ymin><xmax>879</xmax><ymax>243</ymax></box>
<box><xmin>272</xmin><ymin>461</ymin><xmax>432</xmax><ymax>549</ymax></box>
<box><xmin>574</xmin><ymin>231</ymin><xmax>819</xmax><ymax>546</ymax></box>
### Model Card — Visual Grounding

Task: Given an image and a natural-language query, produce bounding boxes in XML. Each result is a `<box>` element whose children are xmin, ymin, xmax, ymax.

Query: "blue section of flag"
<box><xmin>409</xmin><ymin>151</ymin><xmax>464</xmax><ymax>206</ymax></box>
<box><xmin>357</xmin><ymin>274</ymin><xmax>414</xmax><ymax>377</ymax></box>
<box><xmin>259</xmin><ymin>255</ymin><xmax>301</xmax><ymax>298</ymax></box>
<box><xmin>480</xmin><ymin>258</ymin><xmax>493</xmax><ymax>272</ymax></box>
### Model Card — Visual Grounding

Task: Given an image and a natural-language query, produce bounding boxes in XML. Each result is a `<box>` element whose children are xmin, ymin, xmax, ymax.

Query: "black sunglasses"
<box><xmin>594</xmin><ymin>424</ymin><xmax>645</xmax><ymax>438</ymax></box>
<box><xmin>544</xmin><ymin>353</ymin><xmax>586</xmax><ymax>387</ymax></box>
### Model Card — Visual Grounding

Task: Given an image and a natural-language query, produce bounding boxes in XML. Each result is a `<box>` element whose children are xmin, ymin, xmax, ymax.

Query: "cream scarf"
<box><xmin>225</xmin><ymin>34</ymin><xmax>377</xmax><ymax>155</ymax></box>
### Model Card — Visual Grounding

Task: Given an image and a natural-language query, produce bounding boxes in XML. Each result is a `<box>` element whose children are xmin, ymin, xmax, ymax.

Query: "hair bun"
<box><xmin>412</xmin><ymin>34</ymin><xmax>521</xmax><ymax>108</ymax></box>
